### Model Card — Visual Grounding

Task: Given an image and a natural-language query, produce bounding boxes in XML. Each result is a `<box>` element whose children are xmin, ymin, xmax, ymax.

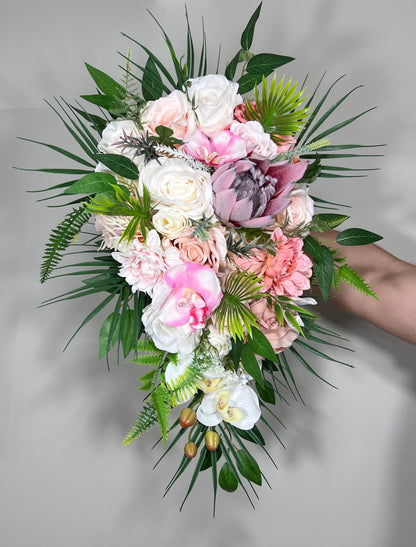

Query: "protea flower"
<box><xmin>211</xmin><ymin>158</ymin><xmax>308</xmax><ymax>228</ymax></box>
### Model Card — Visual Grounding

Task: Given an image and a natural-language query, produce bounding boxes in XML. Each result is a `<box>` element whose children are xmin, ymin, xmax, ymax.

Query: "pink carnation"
<box><xmin>234</xmin><ymin>227</ymin><xmax>312</xmax><ymax>297</ymax></box>
<box><xmin>250</xmin><ymin>298</ymin><xmax>299</xmax><ymax>352</ymax></box>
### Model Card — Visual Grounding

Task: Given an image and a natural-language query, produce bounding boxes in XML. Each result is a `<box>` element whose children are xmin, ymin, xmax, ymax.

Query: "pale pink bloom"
<box><xmin>95</xmin><ymin>214</ymin><xmax>134</xmax><ymax>251</ymax></box>
<box><xmin>234</xmin><ymin>227</ymin><xmax>312</xmax><ymax>297</ymax></box>
<box><xmin>250</xmin><ymin>298</ymin><xmax>299</xmax><ymax>353</ymax></box>
<box><xmin>183</xmin><ymin>129</ymin><xmax>246</xmax><ymax>167</ymax></box>
<box><xmin>112</xmin><ymin>230</ymin><xmax>181</xmax><ymax>296</ymax></box>
<box><xmin>229</xmin><ymin>120</ymin><xmax>278</xmax><ymax>160</ymax></box>
<box><xmin>162</xmin><ymin>227</ymin><xmax>227</xmax><ymax>272</ymax></box>
<box><xmin>141</xmin><ymin>90</ymin><xmax>193</xmax><ymax>140</ymax></box>
<box><xmin>142</xmin><ymin>262</ymin><xmax>222</xmax><ymax>353</ymax></box>
<box><xmin>276</xmin><ymin>183</ymin><xmax>314</xmax><ymax>233</ymax></box>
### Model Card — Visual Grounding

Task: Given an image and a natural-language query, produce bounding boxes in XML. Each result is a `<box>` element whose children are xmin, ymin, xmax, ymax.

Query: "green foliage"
<box><xmin>165</xmin><ymin>363</ymin><xmax>201</xmax><ymax>405</ymax></box>
<box><xmin>309</xmin><ymin>213</ymin><xmax>350</xmax><ymax>233</ymax></box>
<box><xmin>336</xmin><ymin>228</ymin><xmax>383</xmax><ymax>246</ymax></box>
<box><xmin>123</xmin><ymin>402</ymin><xmax>158</xmax><ymax>445</ymax></box>
<box><xmin>303</xmin><ymin>235</ymin><xmax>334</xmax><ymax>301</ymax></box>
<box><xmin>334</xmin><ymin>263</ymin><xmax>377</xmax><ymax>299</ymax></box>
<box><xmin>214</xmin><ymin>270</ymin><xmax>263</xmax><ymax>339</ymax></box>
<box><xmin>219</xmin><ymin>461</ymin><xmax>238</xmax><ymax>492</ymax></box>
<box><xmin>40</xmin><ymin>205</ymin><xmax>91</xmax><ymax>283</ymax></box>
<box><xmin>244</xmin><ymin>74</ymin><xmax>309</xmax><ymax>138</ymax></box>
<box><xmin>152</xmin><ymin>385</ymin><xmax>173</xmax><ymax>443</ymax></box>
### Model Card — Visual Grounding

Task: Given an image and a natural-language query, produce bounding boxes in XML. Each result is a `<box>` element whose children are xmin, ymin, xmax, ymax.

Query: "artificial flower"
<box><xmin>183</xmin><ymin>128</ymin><xmax>247</xmax><ymax>166</ymax></box>
<box><xmin>141</xmin><ymin>89</ymin><xmax>193</xmax><ymax>140</ymax></box>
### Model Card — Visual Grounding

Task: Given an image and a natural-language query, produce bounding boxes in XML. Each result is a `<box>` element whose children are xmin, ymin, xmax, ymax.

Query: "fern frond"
<box><xmin>215</xmin><ymin>271</ymin><xmax>263</xmax><ymax>339</ymax></box>
<box><xmin>165</xmin><ymin>363</ymin><xmax>201</xmax><ymax>404</ymax></box>
<box><xmin>152</xmin><ymin>385</ymin><xmax>173</xmax><ymax>443</ymax></box>
<box><xmin>123</xmin><ymin>402</ymin><xmax>158</xmax><ymax>445</ymax></box>
<box><xmin>245</xmin><ymin>74</ymin><xmax>310</xmax><ymax>139</ymax></box>
<box><xmin>40</xmin><ymin>205</ymin><xmax>91</xmax><ymax>283</ymax></box>
<box><xmin>335</xmin><ymin>264</ymin><xmax>377</xmax><ymax>299</ymax></box>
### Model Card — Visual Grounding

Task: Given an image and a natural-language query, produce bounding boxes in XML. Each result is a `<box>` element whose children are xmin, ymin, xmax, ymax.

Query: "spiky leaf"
<box><xmin>123</xmin><ymin>402</ymin><xmax>158</xmax><ymax>445</ymax></box>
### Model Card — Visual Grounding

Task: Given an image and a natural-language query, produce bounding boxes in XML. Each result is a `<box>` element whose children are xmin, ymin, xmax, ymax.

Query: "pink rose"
<box><xmin>141</xmin><ymin>90</ymin><xmax>192</xmax><ymax>140</ymax></box>
<box><xmin>234</xmin><ymin>227</ymin><xmax>312</xmax><ymax>298</ymax></box>
<box><xmin>163</xmin><ymin>227</ymin><xmax>227</xmax><ymax>272</ymax></box>
<box><xmin>250</xmin><ymin>298</ymin><xmax>298</xmax><ymax>353</ymax></box>
<box><xmin>229</xmin><ymin>120</ymin><xmax>277</xmax><ymax>160</ymax></box>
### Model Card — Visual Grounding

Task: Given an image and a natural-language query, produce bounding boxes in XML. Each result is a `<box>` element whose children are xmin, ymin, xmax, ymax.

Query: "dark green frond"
<box><xmin>40</xmin><ymin>205</ymin><xmax>91</xmax><ymax>283</ymax></box>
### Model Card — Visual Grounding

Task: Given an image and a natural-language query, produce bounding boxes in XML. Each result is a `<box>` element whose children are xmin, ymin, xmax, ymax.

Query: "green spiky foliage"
<box><xmin>214</xmin><ymin>271</ymin><xmax>263</xmax><ymax>339</ymax></box>
<box><xmin>123</xmin><ymin>402</ymin><xmax>159</xmax><ymax>445</ymax></box>
<box><xmin>132</xmin><ymin>339</ymin><xmax>164</xmax><ymax>366</ymax></box>
<box><xmin>244</xmin><ymin>74</ymin><xmax>310</xmax><ymax>141</ymax></box>
<box><xmin>334</xmin><ymin>263</ymin><xmax>377</xmax><ymax>299</ymax></box>
<box><xmin>40</xmin><ymin>205</ymin><xmax>91</xmax><ymax>283</ymax></box>
<box><xmin>165</xmin><ymin>362</ymin><xmax>202</xmax><ymax>405</ymax></box>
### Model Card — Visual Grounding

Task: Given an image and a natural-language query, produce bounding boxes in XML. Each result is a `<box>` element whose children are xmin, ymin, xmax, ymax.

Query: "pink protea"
<box><xmin>211</xmin><ymin>158</ymin><xmax>308</xmax><ymax>228</ymax></box>
<box><xmin>183</xmin><ymin>128</ymin><xmax>247</xmax><ymax>167</ymax></box>
<box><xmin>234</xmin><ymin>227</ymin><xmax>312</xmax><ymax>297</ymax></box>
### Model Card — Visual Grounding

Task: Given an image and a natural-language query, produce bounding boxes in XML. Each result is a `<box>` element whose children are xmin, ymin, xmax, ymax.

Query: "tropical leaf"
<box><xmin>123</xmin><ymin>402</ymin><xmax>158</xmax><ymax>445</ymax></box>
<box><xmin>334</xmin><ymin>263</ymin><xmax>377</xmax><ymax>299</ymax></box>
<box><xmin>152</xmin><ymin>385</ymin><xmax>173</xmax><ymax>443</ymax></box>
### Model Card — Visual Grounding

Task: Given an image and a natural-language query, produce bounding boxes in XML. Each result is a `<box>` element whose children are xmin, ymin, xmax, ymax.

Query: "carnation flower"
<box><xmin>139</xmin><ymin>156</ymin><xmax>214</xmax><ymax>219</ymax></box>
<box><xmin>211</xmin><ymin>158</ymin><xmax>308</xmax><ymax>228</ymax></box>
<box><xmin>250</xmin><ymin>298</ymin><xmax>299</xmax><ymax>352</ymax></box>
<box><xmin>112</xmin><ymin>230</ymin><xmax>181</xmax><ymax>295</ymax></box>
<box><xmin>185</xmin><ymin>74</ymin><xmax>242</xmax><ymax>136</ymax></box>
<box><xmin>234</xmin><ymin>227</ymin><xmax>312</xmax><ymax>297</ymax></box>
<box><xmin>141</xmin><ymin>90</ymin><xmax>193</xmax><ymax>140</ymax></box>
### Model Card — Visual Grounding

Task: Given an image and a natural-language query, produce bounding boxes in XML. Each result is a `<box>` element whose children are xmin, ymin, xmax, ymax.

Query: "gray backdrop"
<box><xmin>1</xmin><ymin>1</ymin><xmax>415</xmax><ymax>546</ymax></box>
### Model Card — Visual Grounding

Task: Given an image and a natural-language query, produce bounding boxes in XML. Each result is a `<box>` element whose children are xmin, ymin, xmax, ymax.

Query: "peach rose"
<box><xmin>141</xmin><ymin>90</ymin><xmax>193</xmax><ymax>140</ymax></box>
<box><xmin>250</xmin><ymin>298</ymin><xmax>298</xmax><ymax>353</ymax></box>
<box><xmin>276</xmin><ymin>183</ymin><xmax>314</xmax><ymax>232</ymax></box>
<box><xmin>163</xmin><ymin>227</ymin><xmax>227</xmax><ymax>272</ymax></box>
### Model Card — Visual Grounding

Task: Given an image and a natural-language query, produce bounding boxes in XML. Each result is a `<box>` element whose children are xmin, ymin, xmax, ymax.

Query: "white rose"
<box><xmin>229</xmin><ymin>120</ymin><xmax>278</xmax><ymax>160</ymax></box>
<box><xmin>98</xmin><ymin>120</ymin><xmax>143</xmax><ymax>165</ymax></box>
<box><xmin>142</xmin><ymin>283</ymin><xmax>201</xmax><ymax>353</ymax></box>
<box><xmin>207</xmin><ymin>324</ymin><xmax>232</xmax><ymax>359</ymax></box>
<box><xmin>139</xmin><ymin>156</ymin><xmax>213</xmax><ymax>219</ymax></box>
<box><xmin>277</xmin><ymin>183</ymin><xmax>314</xmax><ymax>232</ymax></box>
<box><xmin>186</xmin><ymin>74</ymin><xmax>242</xmax><ymax>137</ymax></box>
<box><xmin>152</xmin><ymin>207</ymin><xmax>191</xmax><ymax>239</ymax></box>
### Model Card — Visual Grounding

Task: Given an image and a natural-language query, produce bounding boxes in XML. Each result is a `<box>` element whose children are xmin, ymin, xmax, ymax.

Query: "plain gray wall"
<box><xmin>1</xmin><ymin>1</ymin><xmax>415</xmax><ymax>546</ymax></box>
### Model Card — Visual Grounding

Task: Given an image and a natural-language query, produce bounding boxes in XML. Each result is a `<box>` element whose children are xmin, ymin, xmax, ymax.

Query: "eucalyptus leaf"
<box><xmin>246</xmin><ymin>53</ymin><xmax>294</xmax><ymax>74</ymax></box>
<box><xmin>93</xmin><ymin>153</ymin><xmax>139</xmax><ymax>180</ymax></box>
<box><xmin>336</xmin><ymin>228</ymin><xmax>383</xmax><ymax>246</ymax></box>
<box><xmin>240</xmin><ymin>3</ymin><xmax>262</xmax><ymax>50</ymax></box>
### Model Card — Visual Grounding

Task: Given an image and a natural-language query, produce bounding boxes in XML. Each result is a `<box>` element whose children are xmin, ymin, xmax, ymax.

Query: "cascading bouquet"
<box><xmin>22</xmin><ymin>3</ymin><xmax>383</xmax><ymax>511</ymax></box>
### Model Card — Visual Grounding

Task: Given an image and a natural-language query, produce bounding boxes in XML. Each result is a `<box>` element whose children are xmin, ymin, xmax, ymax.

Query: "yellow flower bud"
<box><xmin>184</xmin><ymin>441</ymin><xmax>198</xmax><ymax>459</ymax></box>
<box><xmin>205</xmin><ymin>431</ymin><xmax>220</xmax><ymax>451</ymax></box>
<box><xmin>179</xmin><ymin>408</ymin><xmax>196</xmax><ymax>428</ymax></box>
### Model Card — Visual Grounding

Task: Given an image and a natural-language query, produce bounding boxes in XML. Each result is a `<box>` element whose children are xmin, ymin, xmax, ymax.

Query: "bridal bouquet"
<box><xmin>23</xmin><ymin>3</ymin><xmax>382</xmax><ymax>511</ymax></box>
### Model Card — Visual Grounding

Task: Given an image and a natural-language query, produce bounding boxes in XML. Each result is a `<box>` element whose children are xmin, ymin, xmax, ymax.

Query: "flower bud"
<box><xmin>205</xmin><ymin>431</ymin><xmax>220</xmax><ymax>451</ymax></box>
<box><xmin>179</xmin><ymin>408</ymin><xmax>197</xmax><ymax>428</ymax></box>
<box><xmin>184</xmin><ymin>441</ymin><xmax>198</xmax><ymax>459</ymax></box>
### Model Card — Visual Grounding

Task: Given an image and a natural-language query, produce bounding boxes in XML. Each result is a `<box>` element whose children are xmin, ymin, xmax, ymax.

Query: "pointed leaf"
<box><xmin>240</xmin><ymin>3</ymin><xmax>262</xmax><ymax>50</ymax></box>
<box><xmin>85</xmin><ymin>63</ymin><xmax>126</xmax><ymax>99</ymax></box>
<box><xmin>247</xmin><ymin>326</ymin><xmax>278</xmax><ymax>362</ymax></box>
<box><xmin>93</xmin><ymin>153</ymin><xmax>139</xmax><ymax>180</ymax></box>
<box><xmin>142</xmin><ymin>56</ymin><xmax>164</xmax><ymax>101</ymax></box>
<box><xmin>218</xmin><ymin>461</ymin><xmax>238</xmax><ymax>492</ymax></box>
<box><xmin>64</xmin><ymin>172</ymin><xmax>116</xmax><ymax>195</ymax></box>
<box><xmin>336</xmin><ymin>228</ymin><xmax>383</xmax><ymax>246</ymax></box>
<box><xmin>236</xmin><ymin>449</ymin><xmax>262</xmax><ymax>485</ymax></box>
<box><xmin>246</xmin><ymin>53</ymin><xmax>294</xmax><ymax>74</ymax></box>
<box><xmin>241</xmin><ymin>343</ymin><xmax>264</xmax><ymax>387</ymax></box>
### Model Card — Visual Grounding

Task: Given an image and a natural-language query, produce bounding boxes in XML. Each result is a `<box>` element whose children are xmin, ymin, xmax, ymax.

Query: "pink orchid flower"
<box><xmin>161</xmin><ymin>262</ymin><xmax>222</xmax><ymax>332</ymax></box>
<box><xmin>183</xmin><ymin>128</ymin><xmax>247</xmax><ymax>167</ymax></box>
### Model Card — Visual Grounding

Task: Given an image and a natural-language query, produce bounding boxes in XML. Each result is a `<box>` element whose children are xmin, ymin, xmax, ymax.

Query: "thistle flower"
<box><xmin>211</xmin><ymin>158</ymin><xmax>308</xmax><ymax>228</ymax></box>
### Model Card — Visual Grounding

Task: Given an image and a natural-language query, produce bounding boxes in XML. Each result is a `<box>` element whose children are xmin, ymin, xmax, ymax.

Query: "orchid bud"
<box><xmin>184</xmin><ymin>441</ymin><xmax>198</xmax><ymax>459</ymax></box>
<box><xmin>179</xmin><ymin>408</ymin><xmax>197</xmax><ymax>428</ymax></box>
<box><xmin>205</xmin><ymin>431</ymin><xmax>220</xmax><ymax>451</ymax></box>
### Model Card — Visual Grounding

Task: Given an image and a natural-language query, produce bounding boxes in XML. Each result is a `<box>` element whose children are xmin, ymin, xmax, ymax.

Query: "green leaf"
<box><xmin>121</xmin><ymin>309</ymin><xmax>136</xmax><ymax>357</ymax></box>
<box><xmin>314</xmin><ymin>245</ymin><xmax>334</xmax><ymax>302</ymax></box>
<box><xmin>236</xmin><ymin>449</ymin><xmax>262</xmax><ymax>485</ymax></box>
<box><xmin>85</xmin><ymin>63</ymin><xmax>126</xmax><ymax>99</ymax></box>
<box><xmin>240</xmin><ymin>2</ymin><xmax>262</xmax><ymax>50</ymax></box>
<box><xmin>238</xmin><ymin>73</ymin><xmax>263</xmax><ymax>95</ymax></box>
<box><xmin>151</xmin><ymin>385</ymin><xmax>172</xmax><ymax>443</ymax></box>
<box><xmin>299</xmin><ymin>158</ymin><xmax>321</xmax><ymax>184</ymax></box>
<box><xmin>123</xmin><ymin>402</ymin><xmax>158</xmax><ymax>445</ymax></box>
<box><xmin>225</xmin><ymin>50</ymin><xmax>241</xmax><ymax>81</ymax></box>
<box><xmin>142</xmin><ymin>56</ymin><xmax>164</xmax><ymax>101</ymax></box>
<box><xmin>80</xmin><ymin>94</ymin><xmax>126</xmax><ymax>114</ymax></box>
<box><xmin>310</xmin><ymin>213</ymin><xmax>350</xmax><ymax>232</ymax></box>
<box><xmin>230</xmin><ymin>338</ymin><xmax>242</xmax><ymax>371</ymax></box>
<box><xmin>99</xmin><ymin>312</ymin><xmax>121</xmax><ymax>359</ymax></box>
<box><xmin>246</xmin><ymin>53</ymin><xmax>294</xmax><ymax>74</ymax></box>
<box><xmin>64</xmin><ymin>172</ymin><xmax>116</xmax><ymax>195</ymax></box>
<box><xmin>219</xmin><ymin>461</ymin><xmax>238</xmax><ymax>492</ymax></box>
<box><xmin>256</xmin><ymin>378</ymin><xmax>276</xmax><ymax>404</ymax></box>
<box><xmin>303</xmin><ymin>235</ymin><xmax>324</xmax><ymax>262</ymax></box>
<box><xmin>241</xmin><ymin>343</ymin><xmax>264</xmax><ymax>387</ymax></box>
<box><xmin>138</xmin><ymin>370</ymin><xmax>157</xmax><ymax>392</ymax></box>
<box><xmin>336</xmin><ymin>228</ymin><xmax>383</xmax><ymax>246</ymax></box>
<box><xmin>336</xmin><ymin>264</ymin><xmax>377</xmax><ymax>299</ymax></box>
<box><xmin>247</xmin><ymin>327</ymin><xmax>278</xmax><ymax>363</ymax></box>
<box><xmin>93</xmin><ymin>154</ymin><xmax>139</xmax><ymax>180</ymax></box>
<box><xmin>234</xmin><ymin>425</ymin><xmax>265</xmax><ymax>446</ymax></box>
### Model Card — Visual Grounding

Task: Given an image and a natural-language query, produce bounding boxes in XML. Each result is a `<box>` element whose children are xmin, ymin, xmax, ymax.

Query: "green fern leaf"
<box><xmin>165</xmin><ymin>364</ymin><xmax>201</xmax><ymax>404</ymax></box>
<box><xmin>335</xmin><ymin>264</ymin><xmax>377</xmax><ymax>299</ymax></box>
<box><xmin>40</xmin><ymin>205</ymin><xmax>91</xmax><ymax>283</ymax></box>
<box><xmin>123</xmin><ymin>402</ymin><xmax>158</xmax><ymax>445</ymax></box>
<box><xmin>138</xmin><ymin>370</ymin><xmax>157</xmax><ymax>391</ymax></box>
<box><xmin>152</xmin><ymin>385</ymin><xmax>173</xmax><ymax>443</ymax></box>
